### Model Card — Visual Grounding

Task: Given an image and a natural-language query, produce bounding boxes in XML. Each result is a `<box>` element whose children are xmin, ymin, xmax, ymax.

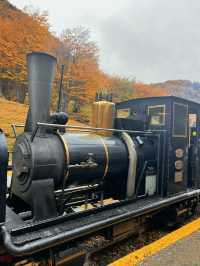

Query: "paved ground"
<box><xmin>110</xmin><ymin>218</ymin><xmax>200</xmax><ymax>266</ymax></box>
<box><xmin>141</xmin><ymin>230</ymin><xmax>200</xmax><ymax>266</ymax></box>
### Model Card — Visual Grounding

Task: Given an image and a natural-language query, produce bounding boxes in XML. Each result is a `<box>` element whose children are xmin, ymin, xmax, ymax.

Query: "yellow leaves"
<box><xmin>0</xmin><ymin>2</ymin><xmax>57</xmax><ymax>82</ymax></box>
<box><xmin>133</xmin><ymin>82</ymin><xmax>167</xmax><ymax>98</ymax></box>
<box><xmin>0</xmin><ymin>1</ymin><xmax>169</xmax><ymax>108</ymax></box>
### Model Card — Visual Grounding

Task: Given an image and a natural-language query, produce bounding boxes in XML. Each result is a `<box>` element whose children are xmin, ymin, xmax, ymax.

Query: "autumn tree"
<box><xmin>133</xmin><ymin>82</ymin><xmax>167</xmax><ymax>98</ymax></box>
<box><xmin>0</xmin><ymin>0</ymin><xmax>170</xmax><ymax>113</ymax></box>
<box><xmin>0</xmin><ymin>1</ymin><xmax>59</xmax><ymax>102</ymax></box>
<box><xmin>56</xmin><ymin>27</ymin><xmax>100</xmax><ymax>106</ymax></box>
<box><xmin>106</xmin><ymin>76</ymin><xmax>135</xmax><ymax>102</ymax></box>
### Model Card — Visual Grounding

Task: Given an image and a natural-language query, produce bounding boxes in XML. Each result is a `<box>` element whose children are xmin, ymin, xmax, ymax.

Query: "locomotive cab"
<box><xmin>116</xmin><ymin>96</ymin><xmax>200</xmax><ymax>196</ymax></box>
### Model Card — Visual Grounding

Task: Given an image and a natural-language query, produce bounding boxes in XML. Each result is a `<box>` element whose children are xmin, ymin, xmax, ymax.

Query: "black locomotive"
<box><xmin>0</xmin><ymin>52</ymin><xmax>200</xmax><ymax>265</ymax></box>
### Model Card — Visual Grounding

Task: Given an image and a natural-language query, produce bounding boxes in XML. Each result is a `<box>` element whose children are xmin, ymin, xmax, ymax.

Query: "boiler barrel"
<box><xmin>11</xmin><ymin>132</ymin><xmax>129</xmax><ymax>198</ymax></box>
<box><xmin>57</xmin><ymin>132</ymin><xmax>128</xmax><ymax>187</ymax></box>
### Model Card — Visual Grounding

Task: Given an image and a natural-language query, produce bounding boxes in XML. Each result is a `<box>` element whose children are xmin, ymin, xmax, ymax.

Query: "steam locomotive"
<box><xmin>0</xmin><ymin>52</ymin><xmax>200</xmax><ymax>265</ymax></box>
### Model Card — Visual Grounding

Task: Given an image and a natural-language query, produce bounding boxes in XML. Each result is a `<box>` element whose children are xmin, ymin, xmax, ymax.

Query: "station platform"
<box><xmin>109</xmin><ymin>217</ymin><xmax>200</xmax><ymax>266</ymax></box>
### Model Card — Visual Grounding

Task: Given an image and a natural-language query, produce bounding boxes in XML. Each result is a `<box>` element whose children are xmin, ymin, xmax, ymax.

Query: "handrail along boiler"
<box><xmin>0</xmin><ymin>52</ymin><xmax>200</xmax><ymax>264</ymax></box>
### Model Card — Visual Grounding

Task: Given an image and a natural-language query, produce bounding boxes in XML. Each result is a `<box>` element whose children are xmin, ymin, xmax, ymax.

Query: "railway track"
<box><xmin>11</xmin><ymin>217</ymin><xmax>164</xmax><ymax>265</ymax></box>
<box><xmin>90</xmin><ymin>207</ymin><xmax>200</xmax><ymax>266</ymax></box>
<box><xmin>91</xmin><ymin>212</ymin><xmax>200</xmax><ymax>265</ymax></box>
<box><xmin>11</xmin><ymin>199</ymin><xmax>199</xmax><ymax>266</ymax></box>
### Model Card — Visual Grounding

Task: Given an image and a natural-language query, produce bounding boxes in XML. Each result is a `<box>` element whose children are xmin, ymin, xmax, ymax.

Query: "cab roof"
<box><xmin>116</xmin><ymin>95</ymin><xmax>200</xmax><ymax>108</ymax></box>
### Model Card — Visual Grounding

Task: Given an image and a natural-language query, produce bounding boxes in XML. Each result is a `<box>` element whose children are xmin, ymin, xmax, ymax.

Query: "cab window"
<box><xmin>148</xmin><ymin>105</ymin><xmax>165</xmax><ymax>126</ymax></box>
<box><xmin>117</xmin><ymin>108</ymin><xmax>130</xmax><ymax>118</ymax></box>
<box><xmin>173</xmin><ymin>102</ymin><xmax>188</xmax><ymax>137</ymax></box>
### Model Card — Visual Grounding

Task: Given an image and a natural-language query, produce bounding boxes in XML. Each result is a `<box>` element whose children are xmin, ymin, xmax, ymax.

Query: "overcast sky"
<box><xmin>9</xmin><ymin>0</ymin><xmax>200</xmax><ymax>83</ymax></box>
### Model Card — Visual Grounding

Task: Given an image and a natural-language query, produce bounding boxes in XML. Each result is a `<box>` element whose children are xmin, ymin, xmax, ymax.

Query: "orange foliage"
<box><xmin>0</xmin><ymin>0</ymin><xmax>58</xmax><ymax>82</ymax></box>
<box><xmin>0</xmin><ymin>0</ymin><xmax>168</xmax><ymax>107</ymax></box>
<box><xmin>133</xmin><ymin>82</ymin><xmax>168</xmax><ymax>98</ymax></box>
<box><xmin>58</xmin><ymin>27</ymin><xmax>109</xmax><ymax>102</ymax></box>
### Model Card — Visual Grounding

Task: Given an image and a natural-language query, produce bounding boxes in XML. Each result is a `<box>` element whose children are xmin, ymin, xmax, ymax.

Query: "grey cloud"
<box><xmin>97</xmin><ymin>0</ymin><xmax>200</xmax><ymax>82</ymax></box>
<box><xmin>9</xmin><ymin>0</ymin><xmax>200</xmax><ymax>82</ymax></box>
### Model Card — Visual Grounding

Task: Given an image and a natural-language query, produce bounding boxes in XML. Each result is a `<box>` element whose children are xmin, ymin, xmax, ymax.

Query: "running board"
<box><xmin>2</xmin><ymin>189</ymin><xmax>200</xmax><ymax>256</ymax></box>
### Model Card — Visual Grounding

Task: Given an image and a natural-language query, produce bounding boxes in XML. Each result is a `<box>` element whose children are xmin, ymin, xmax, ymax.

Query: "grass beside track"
<box><xmin>0</xmin><ymin>98</ymin><xmax>27</xmax><ymax>151</ymax></box>
<box><xmin>0</xmin><ymin>97</ymin><xmax>84</xmax><ymax>152</ymax></box>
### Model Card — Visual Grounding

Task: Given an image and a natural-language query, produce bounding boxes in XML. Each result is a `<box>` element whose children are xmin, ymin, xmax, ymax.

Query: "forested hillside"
<box><xmin>1</xmin><ymin>0</ymin><xmax>200</xmax><ymax>123</ymax></box>
<box><xmin>0</xmin><ymin>1</ymin><xmax>167</xmax><ymax>104</ymax></box>
<box><xmin>153</xmin><ymin>80</ymin><xmax>200</xmax><ymax>103</ymax></box>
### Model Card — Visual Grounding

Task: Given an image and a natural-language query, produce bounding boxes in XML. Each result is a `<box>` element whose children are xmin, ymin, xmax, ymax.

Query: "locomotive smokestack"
<box><xmin>25</xmin><ymin>52</ymin><xmax>57</xmax><ymax>131</ymax></box>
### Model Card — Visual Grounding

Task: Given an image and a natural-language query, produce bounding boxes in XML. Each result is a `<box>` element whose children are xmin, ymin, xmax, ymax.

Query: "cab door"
<box><xmin>170</xmin><ymin>101</ymin><xmax>188</xmax><ymax>194</ymax></box>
